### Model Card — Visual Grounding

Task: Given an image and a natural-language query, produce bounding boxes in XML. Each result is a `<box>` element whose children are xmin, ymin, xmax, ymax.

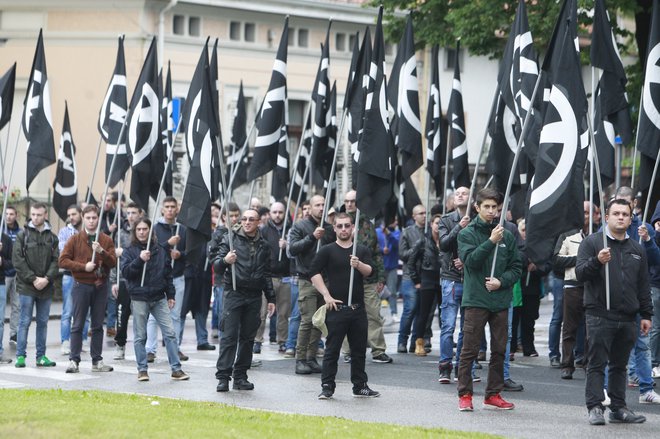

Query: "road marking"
<box><xmin>0</xmin><ymin>367</ymin><xmax>98</xmax><ymax>381</ymax></box>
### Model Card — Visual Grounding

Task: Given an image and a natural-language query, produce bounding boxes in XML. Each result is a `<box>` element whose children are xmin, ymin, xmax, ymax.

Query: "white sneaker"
<box><xmin>61</xmin><ymin>340</ymin><xmax>70</xmax><ymax>355</ymax></box>
<box><xmin>652</xmin><ymin>366</ymin><xmax>660</xmax><ymax>379</ymax></box>
<box><xmin>392</xmin><ymin>314</ymin><xmax>401</xmax><ymax>323</ymax></box>
<box><xmin>639</xmin><ymin>390</ymin><xmax>660</xmax><ymax>404</ymax></box>
<box><xmin>113</xmin><ymin>345</ymin><xmax>125</xmax><ymax>360</ymax></box>
<box><xmin>602</xmin><ymin>389</ymin><xmax>611</xmax><ymax>407</ymax></box>
<box><xmin>65</xmin><ymin>360</ymin><xmax>79</xmax><ymax>373</ymax></box>
<box><xmin>91</xmin><ymin>361</ymin><xmax>114</xmax><ymax>372</ymax></box>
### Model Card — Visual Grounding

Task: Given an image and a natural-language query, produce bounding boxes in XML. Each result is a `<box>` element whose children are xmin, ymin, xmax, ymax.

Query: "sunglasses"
<box><xmin>241</xmin><ymin>217</ymin><xmax>259</xmax><ymax>222</ymax></box>
<box><xmin>335</xmin><ymin>223</ymin><xmax>352</xmax><ymax>229</ymax></box>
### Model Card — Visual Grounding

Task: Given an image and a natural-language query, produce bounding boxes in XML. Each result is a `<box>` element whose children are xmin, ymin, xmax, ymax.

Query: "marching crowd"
<box><xmin>0</xmin><ymin>185</ymin><xmax>659</xmax><ymax>426</ymax></box>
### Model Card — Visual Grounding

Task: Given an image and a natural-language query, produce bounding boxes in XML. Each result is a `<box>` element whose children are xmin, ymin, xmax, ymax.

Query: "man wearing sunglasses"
<box><xmin>213</xmin><ymin>209</ymin><xmax>276</xmax><ymax>392</ymax></box>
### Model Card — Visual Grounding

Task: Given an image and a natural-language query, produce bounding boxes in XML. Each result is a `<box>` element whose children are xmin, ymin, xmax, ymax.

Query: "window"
<box><xmin>445</xmin><ymin>47</ymin><xmax>463</xmax><ymax>71</ymax></box>
<box><xmin>336</xmin><ymin>33</ymin><xmax>346</xmax><ymax>52</ymax></box>
<box><xmin>230</xmin><ymin>21</ymin><xmax>241</xmax><ymax>41</ymax></box>
<box><xmin>188</xmin><ymin>16</ymin><xmax>201</xmax><ymax>37</ymax></box>
<box><xmin>298</xmin><ymin>28</ymin><xmax>309</xmax><ymax>48</ymax></box>
<box><xmin>173</xmin><ymin>15</ymin><xmax>185</xmax><ymax>35</ymax></box>
<box><xmin>244</xmin><ymin>22</ymin><xmax>256</xmax><ymax>42</ymax></box>
<box><xmin>348</xmin><ymin>33</ymin><xmax>356</xmax><ymax>51</ymax></box>
<box><xmin>230</xmin><ymin>21</ymin><xmax>256</xmax><ymax>43</ymax></box>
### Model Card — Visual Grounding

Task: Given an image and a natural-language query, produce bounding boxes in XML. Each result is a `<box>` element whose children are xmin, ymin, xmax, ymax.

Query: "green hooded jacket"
<box><xmin>458</xmin><ymin>216</ymin><xmax>522</xmax><ymax>312</ymax></box>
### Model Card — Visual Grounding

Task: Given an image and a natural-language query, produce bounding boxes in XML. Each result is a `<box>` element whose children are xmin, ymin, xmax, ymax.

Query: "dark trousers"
<box><xmin>561</xmin><ymin>287</ymin><xmax>585</xmax><ymax>371</ymax></box>
<box><xmin>215</xmin><ymin>290</ymin><xmax>262</xmax><ymax>381</ymax></box>
<box><xmin>585</xmin><ymin>314</ymin><xmax>637</xmax><ymax>410</ymax></box>
<box><xmin>458</xmin><ymin>307</ymin><xmax>508</xmax><ymax>397</ymax></box>
<box><xmin>322</xmin><ymin>306</ymin><xmax>368</xmax><ymax>390</ymax></box>
<box><xmin>511</xmin><ymin>306</ymin><xmax>522</xmax><ymax>353</ymax></box>
<box><xmin>70</xmin><ymin>280</ymin><xmax>108</xmax><ymax>363</ymax></box>
<box><xmin>114</xmin><ymin>281</ymin><xmax>131</xmax><ymax>347</ymax></box>
<box><xmin>521</xmin><ymin>294</ymin><xmax>540</xmax><ymax>355</ymax></box>
<box><xmin>416</xmin><ymin>287</ymin><xmax>441</xmax><ymax>339</ymax></box>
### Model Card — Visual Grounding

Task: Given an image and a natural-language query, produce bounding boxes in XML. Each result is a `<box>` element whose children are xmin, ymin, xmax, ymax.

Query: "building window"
<box><xmin>230</xmin><ymin>21</ymin><xmax>241</xmax><ymax>41</ymax></box>
<box><xmin>348</xmin><ymin>33</ymin><xmax>356</xmax><ymax>51</ymax></box>
<box><xmin>173</xmin><ymin>15</ymin><xmax>185</xmax><ymax>35</ymax></box>
<box><xmin>244</xmin><ymin>22</ymin><xmax>256</xmax><ymax>42</ymax></box>
<box><xmin>445</xmin><ymin>47</ymin><xmax>463</xmax><ymax>71</ymax></box>
<box><xmin>298</xmin><ymin>28</ymin><xmax>309</xmax><ymax>48</ymax></box>
<box><xmin>189</xmin><ymin>16</ymin><xmax>201</xmax><ymax>37</ymax></box>
<box><xmin>230</xmin><ymin>21</ymin><xmax>256</xmax><ymax>43</ymax></box>
<box><xmin>336</xmin><ymin>33</ymin><xmax>346</xmax><ymax>52</ymax></box>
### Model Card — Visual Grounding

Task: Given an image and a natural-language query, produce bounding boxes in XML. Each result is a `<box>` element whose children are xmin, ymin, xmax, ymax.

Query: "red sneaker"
<box><xmin>458</xmin><ymin>394</ymin><xmax>474</xmax><ymax>411</ymax></box>
<box><xmin>484</xmin><ymin>393</ymin><xmax>515</xmax><ymax>410</ymax></box>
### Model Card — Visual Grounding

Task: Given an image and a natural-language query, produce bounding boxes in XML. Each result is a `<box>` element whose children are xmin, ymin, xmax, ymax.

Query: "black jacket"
<box><xmin>121</xmin><ymin>241</ymin><xmax>175</xmax><ymax>302</ymax></box>
<box><xmin>288</xmin><ymin>216</ymin><xmax>335</xmax><ymax>279</ymax></box>
<box><xmin>260</xmin><ymin>220</ymin><xmax>290</xmax><ymax>277</ymax></box>
<box><xmin>407</xmin><ymin>232</ymin><xmax>441</xmax><ymax>290</ymax></box>
<box><xmin>213</xmin><ymin>226</ymin><xmax>275</xmax><ymax>302</ymax></box>
<box><xmin>576</xmin><ymin>230</ymin><xmax>653</xmax><ymax>322</ymax></box>
<box><xmin>154</xmin><ymin>220</ymin><xmax>186</xmax><ymax>278</ymax></box>
<box><xmin>0</xmin><ymin>233</ymin><xmax>13</xmax><ymax>285</ymax></box>
<box><xmin>399</xmin><ymin>223</ymin><xmax>424</xmax><ymax>279</ymax></box>
<box><xmin>438</xmin><ymin>210</ymin><xmax>464</xmax><ymax>283</ymax></box>
<box><xmin>208</xmin><ymin>225</ymin><xmax>230</xmax><ymax>285</ymax></box>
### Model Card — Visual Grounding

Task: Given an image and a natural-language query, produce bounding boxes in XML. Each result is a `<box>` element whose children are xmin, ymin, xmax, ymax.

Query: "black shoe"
<box><xmin>397</xmin><ymin>344</ymin><xmax>407</xmax><ymax>353</ymax></box>
<box><xmin>408</xmin><ymin>344</ymin><xmax>415</xmax><ymax>353</ymax></box>
<box><xmin>197</xmin><ymin>343</ymin><xmax>216</xmax><ymax>351</ymax></box>
<box><xmin>147</xmin><ymin>352</ymin><xmax>155</xmax><ymax>363</ymax></box>
<box><xmin>477</xmin><ymin>351</ymin><xmax>486</xmax><ymax>362</ymax></box>
<box><xmin>438</xmin><ymin>369</ymin><xmax>451</xmax><ymax>384</ymax></box>
<box><xmin>503</xmin><ymin>378</ymin><xmax>524</xmax><ymax>392</ymax></box>
<box><xmin>575</xmin><ymin>357</ymin><xmax>586</xmax><ymax>368</ymax></box>
<box><xmin>474</xmin><ymin>361</ymin><xmax>483</xmax><ymax>370</ymax></box>
<box><xmin>588</xmin><ymin>407</ymin><xmax>605</xmax><ymax>425</ymax></box>
<box><xmin>233</xmin><ymin>378</ymin><xmax>254</xmax><ymax>390</ymax></box>
<box><xmin>295</xmin><ymin>360</ymin><xmax>313</xmax><ymax>375</ymax></box>
<box><xmin>318</xmin><ymin>385</ymin><xmax>334</xmax><ymax>400</ymax></box>
<box><xmin>550</xmin><ymin>357</ymin><xmax>561</xmax><ymax>368</ymax></box>
<box><xmin>424</xmin><ymin>340</ymin><xmax>432</xmax><ymax>353</ymax></box>
<box><xmin>217</xmin><ymin>378</ymin><xmax>229</xmax><ymax>392</ymax></box>
<box><xmin>609</xmin><ymin>407</ymin><xmax>646</xmax><ymax>424</ymax></box>
<box><xmin>353</xmin><ymin>384</ymin><xmax>380</xmax><ymax>398</ymax></box>
<box><xmin>306</xmin><ymin>358</ymin><xmax>322</xmax><ymax>373</ymax></box>
<box><xmin>372</xmin><ymin>353</ymin><xmax>393</xmax><ymax>363</ymax></box>
<box><xmin>9</xmin><ymin>334</ymin><xmax>16</xmax><ymax>345</ymax></box>
<box><xmin>561</xmin><ymin>369</ymin><xmax>573</xmax><ymax>380</ymax></box>
<box><xmin>253</xmin><ymin>342</ymin><xmax>262</xmax><ymax>354</ymax></box>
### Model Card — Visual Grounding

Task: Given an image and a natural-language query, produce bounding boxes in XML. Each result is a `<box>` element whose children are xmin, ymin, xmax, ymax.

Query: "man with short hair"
<box><xmin>58</xmin><ymin>204</ymin><xmax>83</xmax><ymax>355</ymax></box>
<box><xmin>13</xmin><ymin>203</ymin><xmax>60</xmax><ymax>368</ymax></box>
<box><xmin>577</xmin><ymin>198</ymin><xmax>653</xmax><ymax>425</ymax></box>
<box><xmin>313</xmin><ymin>212</ymin><xmax>380</xmax><ymax>399</ymax></box>
<box><xmin>60</xmin><ymin>205</ymin><xmax>116</xmax><ymax>373</ymax></box>
<box><xmin>4</xmin><ymin>206</ymin><xmax>21</xmax><ymax>345</ymax></box>
<box><xmin>456</xmin><ymin>188</ymin><xmax>522</xmax><ymax>411</ymax></box>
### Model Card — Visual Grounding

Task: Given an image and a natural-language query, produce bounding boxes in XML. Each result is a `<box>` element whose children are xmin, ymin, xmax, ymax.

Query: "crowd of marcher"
<box><xmin>1</xmin><ymin>185</ymin><xmax>658</xmax><ymax>425</ymax></box>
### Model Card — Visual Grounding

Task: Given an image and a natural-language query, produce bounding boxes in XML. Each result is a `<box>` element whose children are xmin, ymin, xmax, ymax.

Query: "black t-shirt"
<box><xmin>309</xmin><ymin>242</ymin><xmax>373</xmax><ymax>306</ymax></box>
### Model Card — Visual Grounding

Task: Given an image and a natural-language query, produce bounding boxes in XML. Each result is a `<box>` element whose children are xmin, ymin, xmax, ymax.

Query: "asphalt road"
<box><xmin>1</xmin><ymin>296</ymin><xmax>659</xmax><ymax>438</ymax></box>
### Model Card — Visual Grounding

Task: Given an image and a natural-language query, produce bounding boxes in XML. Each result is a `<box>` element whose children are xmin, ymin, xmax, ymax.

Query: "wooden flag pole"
<box><xmin>490</xmin><ymin>70</ymin><xmax>544</xmax><ymax>279</ymax></box>
<box><xmin>85</xmin><ymin>136</ymin><xmax>104</xmax><ymax>205</ymax></box>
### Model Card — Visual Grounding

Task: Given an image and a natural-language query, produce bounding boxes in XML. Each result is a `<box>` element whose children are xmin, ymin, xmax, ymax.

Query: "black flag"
<box><xmin>23</xmin><ymin>29</ymin><xmax>55</xmax><ymax>190</ymax></box>
<box><xmin>388</xmin><ymin>13</ymin><xmax>422</xmax><ymax>180</ymax></box>
<box><xmin>635</xmin><ymin>0</ymin><xmax>660</xmax><ymax>192</ymax></box>
<box><xmin>349</xmin><ymin>28</ymin><xmax>372</xmax><ymax>189</ymax></box>
<box><xmin>426</xmin><ymin>46</ymin><xmax>444</xmax><ymax>195</ymax></box>
<box><xmin>355</xmin><ymin>8</ymin><xmax>394</xmax><ymax>219</ymax></box>
<box><xmin>270</xmin><ymin>123</ymin><xmax>289</xmax><ymax>203</ymax></box>
<box><xmin>227</xmin><ymin>81</ymin><xmax>249</xmax><ymax>190</ymax></box>
<box><xmin>591</xmin><ymin>0</ymin><xmax>633</xmax><ymax>188</ymax></box>
<box><xmin>526</xmin><ymin>0</ymin><xmax>589</xmax><ymax>265</ymax></box>
<box><xmin>291</xmin><ymin>111</ymin><xmax>313</xmax><ymax>205</ymax></box>
<box><xmin>179</xmin><ymin>43</ymin><xmax>221</xmax><ymax>265</ymax></box>
<box><xmin>160</xmin><ymin>62</ymin><xmax>175</xmax><ymax>196</ymax></box>
<box><xmin>0</xmin><ymin>63</ymin><xmax>16</xmax><ymax>131</ymax></box>
<box><xmin>312</xmin><ymin>22</ymin><xmax>333</xmax><ymax>188</ymax></box>
<box><xmin>99</xmin><ymin>36</ymin><xmax>130</xmax><ymax>188</ymax></box>
<box><xmin>127</xmin><ymin>37</ymin><xmax>161</xmax><ymax>210</ymax></box>
<box><xmin>321</xmin><ymin>82</ymin><xmax>338</xmax><ymax>207</ymax></box>
<box><xmin>52</xmin><ymin>102</ymin><xmax>78</xmax><ymax>221</ymax></box>
<box><xmin>446</xmin><ymin>41</ymin><xmax>470</xmax><ymax>189</ymax></box>
<box><xmin>248</xmin><ymin>18</ymin><xmax>288</xmax><ymax>181</ymax></box>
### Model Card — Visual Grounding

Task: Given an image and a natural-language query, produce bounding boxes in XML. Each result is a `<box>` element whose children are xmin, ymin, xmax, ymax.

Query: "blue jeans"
<box><xmin>285</xmin><ymin>279</ymin><xmax>300</xmax><ymax>350</ymax></box>
<box><xmin>548</xmin><ymin>275</ymin><xmax>564</xmax><ymax>360</ymax></box>
<box><xmin>504</xmin><ymin>303</ymin><xmax>513</xmax><ymax>380</ymax></box>
<box><xmin>132</xmin><ymin>299</ymin><xmax>181</xmax><ymax>372</ymax></box>
<box><xmin>651</xmin><ymin>286</ymin><xmax>660</xmax><ymax>366</ymax></box>
<box><xmin>17</xmin><ymin>294</ymin><xmax>52</xmax><ymax>359</ymax></box>
<box><xmin>397</xmin><ymin>278</ymin><xmax>419</xmax><ymax>346</ymax></box>
<box><xmin>61</xmin><ymin>275</ymin><xmax>89</xmax><ymax>343</ymax></box>
<box><xmin>384</xmin><ymin>269</ymin><xmax>398</xmax><ymax>315</ymax></box>
<box><xmin>212</xmin><ymin>285</ymin><xmax>224</xmax><ymax>330</ymax></box>
<box><xmin>628</xmin><ymin>315</ymin><xmax>654</xmax><ymax>394</ymax></box>
<box><xmin>439</xmin><ymin>280</ymin><xmax>462</xmax><ymax>364</ymax></box>
<box><xmin>147</xmin><ymin>275</ymin><xmax>184</xmax><ymax>352</ymax></box>
<box><xmin>106</xmin><ymin>285</ymin><xmax>117</xmax><ymax>329</ymax></box>
<box><xmin>0</xmin><ymin>285</ymin><xmax>6</xmax><ymax>358</ymax></box>
<box><xmin>181</xmin><ymin>313</ymin><xmax>209</xmax><ymax>346</ymax></box>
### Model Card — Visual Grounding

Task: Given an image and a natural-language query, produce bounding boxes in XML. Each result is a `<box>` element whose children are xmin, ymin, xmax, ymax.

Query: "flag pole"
<box><xmin>116</xmin><ymin>180</ymin><xmax>123</xmax><ymax>290</ymax></box>
<box><xmin>279</xmin><ymin>103</ymin><xmax>313</xmax><ymax>260</ymax></box>
<box><xmin>467</xmin><ymin>85</ymin><xmax>499</xmax><ymax>215</ymax></box>
<box><xmin>227</xmin><ymin>109</ymin><xmax>259</xmax><ymax>192</ymax></box>
<box><xmin>0</xmin><ymin>128</ymin><xmax>20</xmax><ymax>234</ymax></box>
<box><xmin>630</xmin><ymin>85</ymin><xmax>644</xmax><ymax>189</ymax></box>
<box><xmin>246</xmin><ymin>179</ymin><xmax>257</xmax><ymax>211</ymax></box>
<box><xmin>317</xmin><ymin>107</ymin><xmax>348</xmax><ymax>250</ymax></box>
<box><xmin>85</xmin><ymin>136</ymin><xmax>104</xmax><ymax>205</ymax></box>
<box><xmin>442</xmin><ymin>123</ymin><xmax>452</xmax><ymax>216</ymax></box>
<box><xmin>140</xmin><ymin>118</ymin><xmax>183</xmax><ymax>286</ymax></box>
<box><xmin>215</xmin><ymin>132</ymin><xmax>238</xmax><ymax>292</ymax></box>
<box><xmin>0</xmin><ymin>123</ymin><xmax>12</xmax><ymax>189</ymax></box>
<box><xmin>347</xmin><ymin>208</ymin><xmax>361</xmax><ymax>306</ymax></box>
<box><xmin>490</xmin><ymin>70</ymin><xmax>544</xmax><ymax>278</ymax></box>
<box><xmin>589</xmin><ymin>67</ymin><xmax>596</xmax><ymax>235</ymax></box>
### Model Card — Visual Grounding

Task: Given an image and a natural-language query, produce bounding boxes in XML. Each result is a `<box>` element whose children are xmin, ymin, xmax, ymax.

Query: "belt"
<box><xmin>336</xmin><ymin>303</ymin><xmax>361</xmax><ymax>310</ymax></box>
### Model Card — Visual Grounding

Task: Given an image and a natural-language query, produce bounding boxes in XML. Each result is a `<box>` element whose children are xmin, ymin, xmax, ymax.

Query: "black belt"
<box><xmin>336</xmin><ymin>303</ymin><xmax>361</xmax><ymax>310</ymax></box>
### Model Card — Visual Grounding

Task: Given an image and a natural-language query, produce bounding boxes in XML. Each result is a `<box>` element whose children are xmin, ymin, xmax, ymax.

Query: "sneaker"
<box><xmin>353</xmin><ymin>385</ymin><xmax>380</xmax><ymax>398</ymax></box>
<box><xmin>91</xmin><ymin>361</ymin><xmax>113</xmax><ymax>372</ymax></box>
<box><xmin>65</xmin><ymin>360</ymin><xmax>79</xmax><ymax>373</ymax></box>
<box><xmin>306</xmin><ymin>358</ymin><xmax>322</xmax><ymax>373</ymax></box>
<box><xmin>106</xmin><ymin>328</ymin><xmax>117</xmax><ymax>338</ymax></box>
<box><xmin>588</xmin><ymin>406</ymin><xmax>605</xmax><ymax>425</ymax></box>
<box><xmin>251</xmin><ymin>359</ymin><xmax>262</xmax><ymax>368</ymax></box>
<box><xmin>503</xmin><ymin>378</ymin><xmax>524</xmax><ymax>392</ymax></box>
<box><xmin>653</xmin><ymin>366</ymin><xmax>660</xmax><ymax>379</ymax></box>
<box><xmin>397</xmin><ymin>343</ymin><xmax>407</xmax><ymax>353</ymax></box>
<box><xmin>137</xmin><ymin>371</ymin><xmax>149</xmax><ymax>381</ymax></box>
<box><xmin>171</xmin><ymin>370</ymin><xmax>190</xmax><ymax>381</ymax></box>
<box><xmin>458</xmin><ymin>394</ymin><xmax>474</xmax><ymax>411</ymax></box>
<box><xmin>343</xmin><ymin>354</ymin><xmax>352</xmax><ymax>363</ymax></box>
<box><xmin>477</xmin><ymin>351</ymin><xmax>486</xmax><ymax>362</ymax></box>
<box><xmin>15</xmin><ymin>356</ymin><xmax>25</xmax><ymax>368</ymax></box>
<box><xmin>628</xmin><ymin>375</ymin><xmax>640</xmax><ymax>387</ymax></box>
<box><xmin>253</xmin><ymin>342</ymin><xmax>262</xmax><ymax>354</ymax></box>
<box><xmin>278</xmin><ymin>344</ymin><xmax>286</xmax><ymax>353</ymax></box>
<box><xmin>0</xmin><ymin>356</ymin><xmax>12</xmax><ymax>364</ymax></box>
<box><xmin>61</xmin><ymin>340</ymin><xmax>70</xmax><ymax>355</ymax></box>
<box><xmin>36</xmin><ymin>356</ymin><xmax>56</xmax><ymax>367</ymax></box>
<box><xmin>197</xmin><ymin>343</ymin><xmax>216</xmax><ymax>351</ymax></box>
<box><xmin>211</xmin><ymin>328</ymin><xmax>219</xmax><ymax>339</ymax></box>
<box><xmin>473</xmin><ymin>361</ymin><xmax>483</xmax><ymax>370</ymax></box>
<box><xmin>484</xmin><ymin>393</ymin><xmax>515</xmax><ymax>410</ymax></box>
<box><xmin>391</xmin><ymin>314</ymin><xmax>400</xmax><ymax>323</ymax></box>
<box><xmin>639</xmin><ymin>390</ymin><xmax>660</xmax><ymax>404</ymax></box>
<box><xmin>147</xmin><ymin>352</ymin><xmax>156</xmax><ymax>363</ymax></box>
<box><xmin>608</xmin><ymin>407</ymin><xmax>646</xmax><ymax>424</ymax></box>
<box><xmin>295</xmin><ymin>360</ymin><xmax>313</xmax><ymax>375</ymax></box>
<box><xmin>9</xmin><ymin>334</ymin><xmax>16</xmax><ymax>346</ymax></box>
<box><xmin>178</xmin><ymin>351</ymin><xmax>189</xmax><ymax>361</ymax></box>
<box><xmin>472</xmin><ymin>373</ymin><xmax>481</xmax><ymax>383</ymax></box>
<box><xmin>438</xmin><ymin>369</ymin><xmax>451</xmax><ymax>384</ymax></box>
<box><xmin>602</xmin><ymin>389</ymin><xmax>611</xmax><ymax>407</ymax></box>
<box><xmin>561</xmin><ymin>369</ymin><xmax>573</xmax><ymax>380</ymax></box>
<box><xmin>316</xmin><ymin>347</ymin><xmax>325</xmax><ymax>358</ymax></box>
<box><xmin>318</xmin><ymin>386</ymin><xmax>334</xmax><ymax>400</ymax></box>
<box><xmin>283</xmin><ymin>348</ymin><xmax>295</xmax><ymax>358</ymax></box>
<box><xmin>113</xmin><ymin>345</ymin><xmax>125</xmax><ymax>360</ymax></box>
<box><xmin>372</xmin><ymin>353</ymin><xmax>393</xmax><ymax>364</ymax></box>
<box><xmin>550</xmin><ymin>357</ymin><xmax>561</xmax><ymax>368</ymax></box>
